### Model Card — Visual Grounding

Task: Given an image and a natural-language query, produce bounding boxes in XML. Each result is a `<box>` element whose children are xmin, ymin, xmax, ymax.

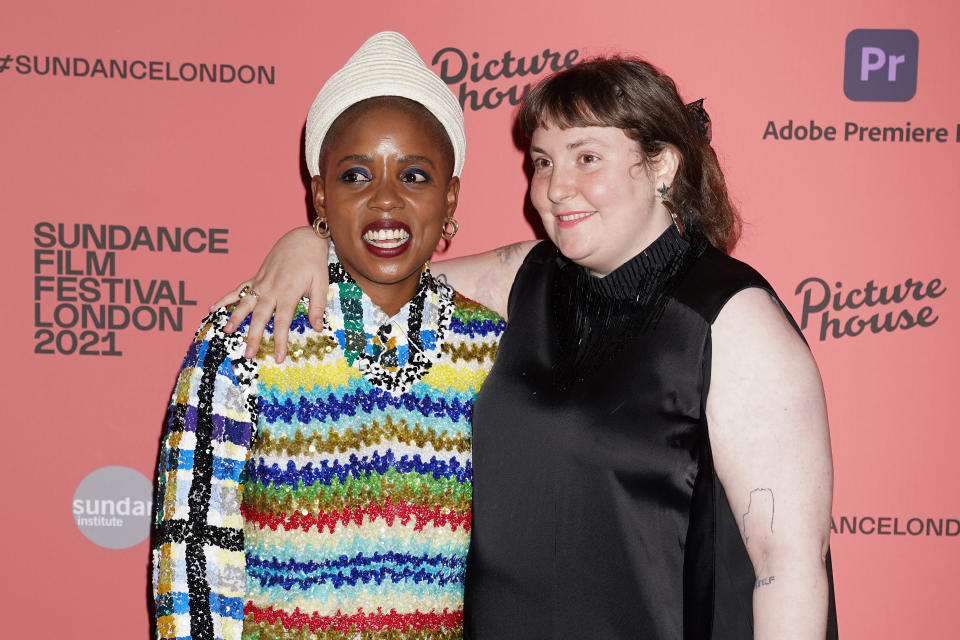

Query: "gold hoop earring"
<box><xmin>441</xmin><ymin>217</ymin><xmax>459</xmax><ymax>241</ymax></box>
<box><xmin>661</xmin><ymin>200</ymin><xmax>684</xmax><ymax>237</ymax></box>
<box><xmin>312</xmin><ymin>216</ymin><xmax>331</xmax><ymax>239</ymax></box>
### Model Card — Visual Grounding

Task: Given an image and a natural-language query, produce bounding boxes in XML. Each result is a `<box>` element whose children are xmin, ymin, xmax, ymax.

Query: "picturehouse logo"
<box><xmin>795</xmin><ymin>275</ymin><xmax>945</xmax><ymax>341</ymax></box>
<box><xmin>843</xmin><ymin>29</ymin><xmax>919</xmax><ymax>102</ymax></box>
<box><xmin>431</xmin><ymin>45</ymin><xmax>579</xmax><ymax>112</ymax></box>
<box><xmin>73</xmin><ymin>465</ymin><xmax>153</xmax><ymax>549</ymax></box>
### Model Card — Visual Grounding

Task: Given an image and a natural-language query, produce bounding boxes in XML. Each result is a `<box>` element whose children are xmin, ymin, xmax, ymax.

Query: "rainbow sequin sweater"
<box><xmin>153</xmin><ymin>259</ymin><xmax>504</xmax><ymax>640</ymax></box>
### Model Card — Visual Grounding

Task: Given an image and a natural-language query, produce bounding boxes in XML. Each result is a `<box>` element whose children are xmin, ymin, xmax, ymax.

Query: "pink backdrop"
<box><xmin>3</xmin><ymin>1</ymin><xmax>958</xmax><ymax>637</ymax></box>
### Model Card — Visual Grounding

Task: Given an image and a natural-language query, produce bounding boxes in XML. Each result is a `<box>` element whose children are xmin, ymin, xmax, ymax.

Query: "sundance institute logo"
<box><xmin>73</xmin><ymin>465</ymin><xmax>152</xmax><ymax>549</ymax></box>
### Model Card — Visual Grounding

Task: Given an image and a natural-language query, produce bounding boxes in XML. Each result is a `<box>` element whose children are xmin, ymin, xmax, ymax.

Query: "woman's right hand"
<box><xmin>212</xmin><ymin>226</ymin><xmax>330</xmax><ymax>362</ymax></box>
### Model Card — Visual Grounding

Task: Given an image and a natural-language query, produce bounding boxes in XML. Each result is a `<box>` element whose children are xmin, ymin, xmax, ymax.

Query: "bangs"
<box><xmin>519</xmin><ymin>64</ymin><xmax>631</xmax><ymax>137</ymax></box>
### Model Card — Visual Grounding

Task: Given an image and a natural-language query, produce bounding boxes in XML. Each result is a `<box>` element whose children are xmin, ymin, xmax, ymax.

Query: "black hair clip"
<box><xmin>685</xmin><ymin>98</ymin><xmax>712</xmax><ymax>143</ymax></box>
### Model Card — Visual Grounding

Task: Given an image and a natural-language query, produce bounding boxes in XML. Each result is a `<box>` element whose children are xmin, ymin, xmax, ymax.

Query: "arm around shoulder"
<box><xmin>219</xmin><ymin>226</ymin><xmax>330</xmax><ymax>362</ymax></box>
<box><xmin>433</xmin><ymin>240</ymin><xmax>537</xmax><ymax>319</ymax></box>
<box><xmin>706</xmin><ymin>287</ymin><xmax>834</xmax><ymax>639</ymax></box>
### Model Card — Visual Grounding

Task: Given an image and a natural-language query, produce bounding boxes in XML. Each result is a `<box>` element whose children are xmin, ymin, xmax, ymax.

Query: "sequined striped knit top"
<box><xmin>153</xmin><ymin>255</ymin><xmax>504</xmax><ymax>640</ymax></box>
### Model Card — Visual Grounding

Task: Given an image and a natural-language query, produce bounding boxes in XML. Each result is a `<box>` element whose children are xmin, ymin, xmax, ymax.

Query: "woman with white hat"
<box><xmin>152</xmin><ymin>32</ymin><xmax>503</xmax><ymax>640</ymax></box>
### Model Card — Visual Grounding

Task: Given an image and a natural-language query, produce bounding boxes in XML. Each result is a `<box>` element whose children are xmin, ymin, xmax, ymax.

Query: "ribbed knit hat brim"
<box><xmin>304</xmin><ymin>32</ymin><xmax>466</xmax><ymax>177</ymax></box>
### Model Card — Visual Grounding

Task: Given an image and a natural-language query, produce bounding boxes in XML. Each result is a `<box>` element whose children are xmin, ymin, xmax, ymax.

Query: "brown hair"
<box><xmin>518</xmin><ymin>57</ymin><xmax>741</xmax><ymax>253</ymax></box>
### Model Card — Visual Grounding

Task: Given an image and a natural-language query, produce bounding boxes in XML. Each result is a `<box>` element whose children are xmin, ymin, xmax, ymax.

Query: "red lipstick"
<box><xmin>361</xmin><ymin>220</ymin><xmax>412</xmax><ymax>258</ymax></box>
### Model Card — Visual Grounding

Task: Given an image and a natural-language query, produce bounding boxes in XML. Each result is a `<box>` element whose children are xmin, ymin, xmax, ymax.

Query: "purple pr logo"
<box><xmin>843</xmin><ymin>29</ymin><xmax>919</xmax><ymax>102</ymax></box>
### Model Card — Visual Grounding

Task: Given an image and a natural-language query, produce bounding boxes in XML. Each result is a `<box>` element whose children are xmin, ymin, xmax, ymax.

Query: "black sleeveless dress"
<box><xmin>465</xmin><ymin>228</ymin><xmax>838</xmax><ymax>639</ymax></box>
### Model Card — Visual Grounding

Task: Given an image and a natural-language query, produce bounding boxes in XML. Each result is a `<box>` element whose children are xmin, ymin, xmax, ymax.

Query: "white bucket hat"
<box><xmin>304</xmin><ymin>31</ymin><xmax>466</xmax><ymax>178</ymax></box>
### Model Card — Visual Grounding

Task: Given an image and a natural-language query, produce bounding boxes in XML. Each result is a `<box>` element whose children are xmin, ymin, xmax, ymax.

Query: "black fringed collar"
<box><xmin>551</xmin><ymin>225</ymin><xmax>704</xmax><ymax>388</ymax></box>
<box><xmin>584</xmin><ymin>226</ymin><xmax>691</xmax><ymax>300</ymax></box>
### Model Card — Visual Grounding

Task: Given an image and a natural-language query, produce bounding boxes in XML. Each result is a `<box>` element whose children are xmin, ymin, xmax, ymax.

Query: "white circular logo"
<box><xmin>73</xmin><ymin>466</ymin><xmax>153</xmax><ymax>549</ymax></box>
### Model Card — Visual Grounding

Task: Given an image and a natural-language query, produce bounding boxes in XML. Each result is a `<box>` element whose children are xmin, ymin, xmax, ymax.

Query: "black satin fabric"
<box><xmin>465</xmin><ymin>230</ymin><xmax>838</xmax><ymax>639</ymax></box>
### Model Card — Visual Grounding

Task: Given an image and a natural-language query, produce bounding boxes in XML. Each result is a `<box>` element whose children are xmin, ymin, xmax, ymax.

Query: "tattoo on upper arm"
<box><xmin>495</xmin><ymin>242</ymin><xmax>524</xmax><ymax>265</ymax></box>
<box><xmin>742</xmin><ymin>488</ymin><xmax>775</xmax><ymax>544</ymax></box>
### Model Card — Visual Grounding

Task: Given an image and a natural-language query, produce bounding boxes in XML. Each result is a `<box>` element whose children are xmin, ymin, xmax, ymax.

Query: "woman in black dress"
<box><xmin>219</xmin><ymin>56</ymin><xmax>837</xmax><ymax>639</ymax></box>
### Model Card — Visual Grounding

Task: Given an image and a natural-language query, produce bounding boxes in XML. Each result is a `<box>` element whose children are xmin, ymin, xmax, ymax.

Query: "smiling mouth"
<box><xmin>556</xmin><ymin>211</ymin><xmax>596</xmax><ymax>228</ymax></box>
<box><xmin>361</xmin><ymin>221</ymin><xmax>411</xmax><ymax>256</ymax></box>
<box><xmin>363</xmin><ymin>226</ymin><xmax>410</xmax><ymax>248</ymax></box>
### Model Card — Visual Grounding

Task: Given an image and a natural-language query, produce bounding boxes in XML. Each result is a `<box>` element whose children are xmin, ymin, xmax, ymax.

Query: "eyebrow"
<box><xmin>337</xmin><ymin>154</ymin><xmax>373</xmax><ymax>164</ymax></box>
<box><xmin>399</xmin><ymin>154</ymin><xmax>436</xmax><ymax>168</ymax></box>
<box><xmin>530</xmin><ymin>138</ymin><xmax>604</xmax><ymax>155</ymax></box>
<box><xmin>335</xmin><ymin>153</ymin><xmax>436</xmax><ymax>168</ymax></box>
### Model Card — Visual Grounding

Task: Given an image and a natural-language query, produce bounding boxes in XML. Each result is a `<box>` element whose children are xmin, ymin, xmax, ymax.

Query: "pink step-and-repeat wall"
<box><xmin>2</xmin><ymin>1</ymin><xmax>957</xmax><ymax>637</ymax></box>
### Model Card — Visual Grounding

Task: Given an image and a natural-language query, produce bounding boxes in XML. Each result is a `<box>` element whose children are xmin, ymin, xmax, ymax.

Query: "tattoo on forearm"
<box><xmin>754</xmin><ymin>575</ymin><xmax>775</xmax><ymax>590</ymax></box>
<box><xmin>495</xmin><ymin>242</ymin><xmax>524</xmax><ymax>264</ymax></box>
<box><xmin>742</xmin><ymin>488</ymin><xmax>775</xmax><ymax>544</ymax></box>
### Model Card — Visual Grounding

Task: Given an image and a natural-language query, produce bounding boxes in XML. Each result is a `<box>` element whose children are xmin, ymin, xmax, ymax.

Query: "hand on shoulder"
<box><xmin>210</xmin><ymin>226</ymin><xmax>330</xmax><ymax>362</ymax></box>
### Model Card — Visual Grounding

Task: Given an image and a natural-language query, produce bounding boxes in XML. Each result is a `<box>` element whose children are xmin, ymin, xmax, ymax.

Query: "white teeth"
<box><xmin>558</xmin><ymin>212</ymin><xmax>594</xmax><ymax>221</ymax></box>
<box><xmin>363</xmin><ymin>227</ymin><xmax>410</xmax><ymax>247</ymax></box>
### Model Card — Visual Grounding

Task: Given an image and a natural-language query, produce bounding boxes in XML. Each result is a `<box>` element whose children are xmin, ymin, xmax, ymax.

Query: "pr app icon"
<box><xmin>843</xmin><ymin>29</ymin><xmax>919</xmax><ymax>102</ymax></box>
